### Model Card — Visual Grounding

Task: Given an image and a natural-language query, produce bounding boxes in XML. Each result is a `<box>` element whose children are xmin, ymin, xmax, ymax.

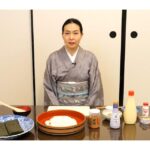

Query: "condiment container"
<box><xmin>110</xmin><ymin>103</ymin><xmax>120</xmax><ymax>129</ymax></box>
<box><xmin>124</xmin><ymin>90</ymin><xmax>137</xmax><ymax>124</ymax></box>
<box><xmin>142</xmin><ymin>102</ymin><xmax>149</xmax><ymax>117</ymax></box>
<box><xmin>88</xmin><ymin>108</ymin><xmax>100</xmax><ymax>128</ymax></box>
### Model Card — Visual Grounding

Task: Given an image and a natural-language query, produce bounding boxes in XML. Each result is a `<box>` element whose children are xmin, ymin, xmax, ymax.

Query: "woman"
<box><xmin>44</xmin><ymin>18</ymin><xmax>104</xmax><ymax>107</ymax></box>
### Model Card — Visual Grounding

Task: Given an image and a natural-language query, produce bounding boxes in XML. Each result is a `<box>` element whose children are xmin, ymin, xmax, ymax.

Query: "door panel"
<box><xmin>124</xmin><ymin>10</ymin><xmax>150</xmax><ymax>105</ymax></box>
<box><xmin>0</xmin><ymin>10</ymin><xmax>33</xmax><ymax>105</ymax></box>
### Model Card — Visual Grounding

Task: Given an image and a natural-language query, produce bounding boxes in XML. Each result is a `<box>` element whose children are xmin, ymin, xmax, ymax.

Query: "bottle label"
<box><xmin>142</xmin><ymin>107</ymin><xmax>149</xmax><ymax>117</ymax></box>
<box><xmin>88</xmin><ymin>115</ymin><xmax>100</xmax><ymax>128</ymax></box>
<box><xmin>110</xmin><ymin>113</ymin><xmax>120</xmax><ymax>129</ymax></box>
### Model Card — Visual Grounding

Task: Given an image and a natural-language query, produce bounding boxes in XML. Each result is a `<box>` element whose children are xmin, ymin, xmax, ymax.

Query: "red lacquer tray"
<box><xmin>37</xmin><ymin>109</ymin><xmax>86</xmax><ymax>135</ymax></box>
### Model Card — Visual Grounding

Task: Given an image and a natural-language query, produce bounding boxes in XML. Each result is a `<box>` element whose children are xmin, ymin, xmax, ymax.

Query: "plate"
<box><xmin>0</xmin><ymin>115</ymin><xmax>34</xmax><ymax>139</ymax></box>
<box><xmin>102</xmin><ymin>109</ymin><xmax>122</xmax><ymax>120</ymax></box>
<box><xmin>37</xmin><ymin>109</ymin><xmax>86</xmax><ymax>135</ymax></box>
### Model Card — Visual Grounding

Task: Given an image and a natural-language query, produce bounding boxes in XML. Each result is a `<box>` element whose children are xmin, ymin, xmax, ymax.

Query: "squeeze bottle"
<box><xmin>124</xmin><ymin>90</ymin><xmax>137</xmax><ymax>124</ymax></box>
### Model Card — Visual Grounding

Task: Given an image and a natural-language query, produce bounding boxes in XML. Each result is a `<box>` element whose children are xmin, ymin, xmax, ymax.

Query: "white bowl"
<box><xmin>102</xmin><ymin>109</ymin><xmax>122</xmax><ymax>120</ymax></box>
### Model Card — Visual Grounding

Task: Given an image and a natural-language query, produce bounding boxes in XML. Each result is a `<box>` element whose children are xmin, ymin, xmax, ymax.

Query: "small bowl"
<box><xmin>13</xmin><ymin>106</ymin><xmax>31</xmax><ymax>116</ymax></box>
<box><xmin>102</xmin><ymin>109</ymin><xmax>122</xmax><ymax>120</ymax></box>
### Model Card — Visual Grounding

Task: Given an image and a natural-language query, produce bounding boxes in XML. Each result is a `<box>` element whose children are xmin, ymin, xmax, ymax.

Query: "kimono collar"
<box><xmin>59</xmin><ymin>46</ymin><xmax>85</xmax><ymax>68</ymax></box>
<box><xmin>65</xmin><ymin>47</ymin><xmax>79</xmax><ymax>63</ymax></box>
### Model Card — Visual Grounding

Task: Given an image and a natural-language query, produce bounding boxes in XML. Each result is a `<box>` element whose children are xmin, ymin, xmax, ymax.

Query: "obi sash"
<box><xmin>57</xmin><ymin>81</ymin><xmax>89</xmax><ymax>105</ymax></box>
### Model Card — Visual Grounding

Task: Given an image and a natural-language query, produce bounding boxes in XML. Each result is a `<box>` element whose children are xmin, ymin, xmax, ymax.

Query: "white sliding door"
<box><xmin>124</xmin><ymin>10</ymin><xmax>150</xmax><ymax>105</ymax></box>
<box><xmin>0</xmin><ymin>10</ymin><xmax>33</xmax><ymax>105</ymax></box>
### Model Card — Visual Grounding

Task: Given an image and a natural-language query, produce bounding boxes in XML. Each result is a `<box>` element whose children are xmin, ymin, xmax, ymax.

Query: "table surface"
<box><xmin>0</xmin><ymin>105</ymin><xmax>150</xmax><ymax>140</ymax></box>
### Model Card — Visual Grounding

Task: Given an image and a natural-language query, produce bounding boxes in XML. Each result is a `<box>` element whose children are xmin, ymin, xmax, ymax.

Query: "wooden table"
<box><xmin>0</xmin><ymin>105</ymin><xmax>150</xmax><ymax>140</ymax></box>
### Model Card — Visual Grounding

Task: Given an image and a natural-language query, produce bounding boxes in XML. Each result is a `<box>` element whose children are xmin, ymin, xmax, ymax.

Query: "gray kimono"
<box><xmin>44</xmin><ymin>46</ymin><xmax>104</xmax><ymax>107</ymax></box>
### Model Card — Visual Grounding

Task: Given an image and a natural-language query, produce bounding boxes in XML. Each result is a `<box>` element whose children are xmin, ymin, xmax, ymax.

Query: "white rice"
<box><xmin>45</xmin><ymin>116</ymin><xmax>77</xmax><ymax>127</ymax></box>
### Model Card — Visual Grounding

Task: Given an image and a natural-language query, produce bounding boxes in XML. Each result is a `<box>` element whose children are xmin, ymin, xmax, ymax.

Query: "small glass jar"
<box><xmin>88</xmin><ymin>108</ymin><xmax>100</xmax><ymax>128</ymax></box>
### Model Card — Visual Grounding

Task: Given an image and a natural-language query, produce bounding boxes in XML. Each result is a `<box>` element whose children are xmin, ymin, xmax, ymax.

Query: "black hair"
<box><xmin>62</xmin><ymin>18</ymin><xmax>83</xmax><ymax>34</ymax></box>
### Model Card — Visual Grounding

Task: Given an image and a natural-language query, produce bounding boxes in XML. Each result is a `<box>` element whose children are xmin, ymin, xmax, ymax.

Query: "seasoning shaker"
<box><xmin>142</xmin><ymin>102</ymin><xmax>149</xmax><ymax>117</ymax></box>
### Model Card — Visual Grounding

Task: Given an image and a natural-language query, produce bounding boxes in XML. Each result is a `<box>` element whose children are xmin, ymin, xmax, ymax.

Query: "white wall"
<box><xmin>0</xmin><ymin>10</ymin><xmax>33</xmax><ymax>105</ymax></box>
<box><xmin>33</xmin><ymin>10</ymin><xmax>121</xmax><ymax>105</ymax></box>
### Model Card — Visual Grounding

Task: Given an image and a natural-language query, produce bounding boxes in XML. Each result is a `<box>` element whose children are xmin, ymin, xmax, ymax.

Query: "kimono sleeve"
<box><xmin>43</xmin><ymin>57</ymin><xmax>60</xmax><ymax>106</ymax></box>
<box><xmin>88</xmin><ymin>55</ymin><xmax>104</xmax><ymax>107</ymax></box>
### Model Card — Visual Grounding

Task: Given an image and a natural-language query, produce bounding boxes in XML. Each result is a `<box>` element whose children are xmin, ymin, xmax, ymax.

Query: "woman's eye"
<box><xmin>65</xmin><ymin>33</ymin><xmax>70</xmax><ymax>35</ymax></box>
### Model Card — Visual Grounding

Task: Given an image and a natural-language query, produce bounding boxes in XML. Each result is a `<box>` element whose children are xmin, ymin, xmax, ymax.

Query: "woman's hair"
<box><xmin>62</xmin><ymin>18</ymin><xmax>83</xmax><ymax>34</ymax></box>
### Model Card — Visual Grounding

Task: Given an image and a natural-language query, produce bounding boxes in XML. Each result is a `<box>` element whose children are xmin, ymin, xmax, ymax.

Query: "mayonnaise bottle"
<box><xmin>124</xmin><ymin>90</ymin><xmax>137</xmax><ymax>124</ymax></box>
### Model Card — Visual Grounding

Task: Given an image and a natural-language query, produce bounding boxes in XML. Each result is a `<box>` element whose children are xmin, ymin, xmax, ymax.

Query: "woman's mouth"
<box><xmin>69</xmin><ymin>42</ymin><xmax>75</xmax><ymax>45</ymax></box>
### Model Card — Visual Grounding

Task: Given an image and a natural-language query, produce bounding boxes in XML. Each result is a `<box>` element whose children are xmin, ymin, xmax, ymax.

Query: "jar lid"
<box><xmin>89</xmin><ymin>108</ymin><xmax>100</xmax><ymax>114</ymax></box>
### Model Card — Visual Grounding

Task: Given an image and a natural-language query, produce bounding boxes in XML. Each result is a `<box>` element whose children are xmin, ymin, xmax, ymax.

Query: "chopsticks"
<box><xmin>96</xmin><ymin>105</ymin><xmax>123</xmax><ymax>110</ymax></box>
<box><xmin>96</xmin><ymin>106</ymin><xmax>107</xmax><ymax>109</ymax></box>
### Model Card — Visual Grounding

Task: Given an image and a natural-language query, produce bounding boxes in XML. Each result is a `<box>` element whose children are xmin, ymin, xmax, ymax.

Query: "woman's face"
<box><xmin>62</xmin><ymin>23</ymin><xmax>83</xmax><ymax>51</ymax></box>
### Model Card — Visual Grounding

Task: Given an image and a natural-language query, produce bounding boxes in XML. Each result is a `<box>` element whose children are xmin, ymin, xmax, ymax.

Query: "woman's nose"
<box><xmin>69</xmin><ymin>33</ymin><xmax>74</xmax><ymax>39</ymax></box>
